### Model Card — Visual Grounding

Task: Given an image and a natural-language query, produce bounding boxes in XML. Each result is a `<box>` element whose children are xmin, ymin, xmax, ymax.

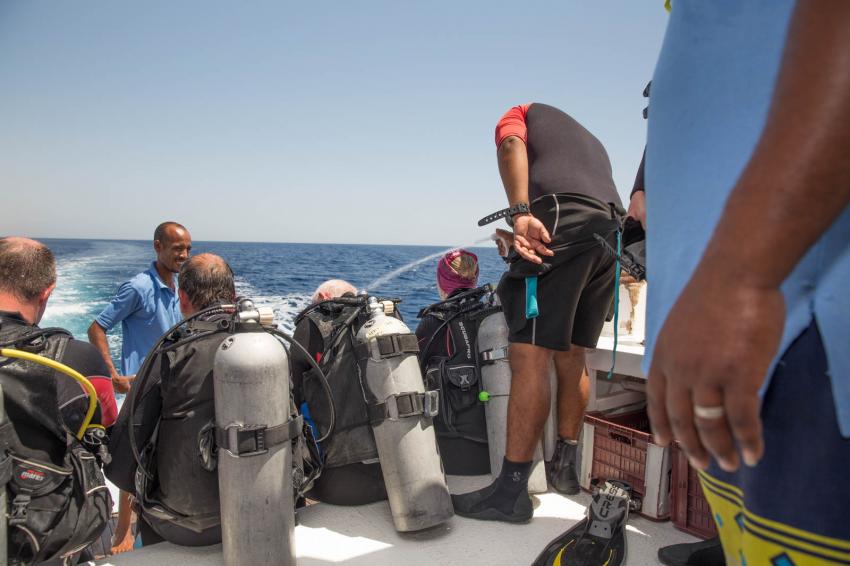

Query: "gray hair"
<box><xmin>311</xmin><ymin>279</ymin><xmax>357</xmax><ymax>303</ymax></box>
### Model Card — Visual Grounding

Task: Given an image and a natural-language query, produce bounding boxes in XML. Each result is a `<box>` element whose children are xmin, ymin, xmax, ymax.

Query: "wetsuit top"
<box><xmin>106</xmin><ymin>316</ymin><xmax>226</xmax><ymax>518</ymax></box>
<box><xmin>0</xmin><ymin>311</ymin><xmax>117</xmax><ymax>429</ymax></box>
<box><xmin>495</xmin><ymin>103</ymin><xmax>622</xmax><ymax>208</ymax></box>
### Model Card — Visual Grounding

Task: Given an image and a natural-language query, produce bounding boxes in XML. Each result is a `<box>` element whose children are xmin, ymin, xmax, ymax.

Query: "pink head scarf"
<box><xmin>437</xmin><ymin>249</ymin><xmax>479</xmax><ymax>297</ymax></box>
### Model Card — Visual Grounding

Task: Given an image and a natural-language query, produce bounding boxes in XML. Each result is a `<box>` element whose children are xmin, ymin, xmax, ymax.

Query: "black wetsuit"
<box><xmin>107</xmin><ymin>315</ymin><xmax>227</xmax><ymax>546</ymax></box>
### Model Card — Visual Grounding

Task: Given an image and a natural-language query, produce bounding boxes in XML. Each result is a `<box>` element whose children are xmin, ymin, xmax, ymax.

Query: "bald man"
<box><xmin>106</xmin><ymin>253</ymin><xmax>236</xmax><ymax>547</ymax></box>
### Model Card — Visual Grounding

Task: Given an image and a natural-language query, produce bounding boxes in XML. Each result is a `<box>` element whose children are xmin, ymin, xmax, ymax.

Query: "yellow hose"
<box><xmin>0</xmin><ymin>348</ymin><xmax>98</xmax><ymax>440</ymax></box>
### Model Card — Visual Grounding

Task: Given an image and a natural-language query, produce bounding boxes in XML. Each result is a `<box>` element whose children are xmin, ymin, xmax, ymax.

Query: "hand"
<box><xmin>511</xmin><ymin>214</ymin><xmax>554</xmax><ymax>264</ymax></box>
<box><xmin>647</xmin><ymin>269</ymin><xmax>784</xmax><ymax>472</ymax></box>
<box><xmin>112</xmin><ymin>375</ymin><xmax>134</xmax><ymax>394</ymax></box>
<box><xmin>627</xmin><ymin>191</ymin><xmax>646</xmax><ymax>229</ymax></box>
<box><xmin>492</xmin><ymin>228</ymin><xmax>514</xmax><ymax>257</ymax></box>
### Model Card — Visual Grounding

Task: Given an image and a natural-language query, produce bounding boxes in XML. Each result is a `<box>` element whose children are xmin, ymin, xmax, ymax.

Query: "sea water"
<box><xmin>39</xmin><ymin>239</ymin><xmax>506</xmax><ymax>368</ymax></box>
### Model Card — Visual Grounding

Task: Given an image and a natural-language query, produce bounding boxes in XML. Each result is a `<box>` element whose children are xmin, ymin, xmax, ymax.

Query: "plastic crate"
<box><xmin>579</xmin><ymin>409</ymin><xmax>671</xmax><ymax>519</ymax></box>
<box><xmin>671</xmin><ymin>442</ymin><xmax>718</xmax><ymax>539</ymax></box>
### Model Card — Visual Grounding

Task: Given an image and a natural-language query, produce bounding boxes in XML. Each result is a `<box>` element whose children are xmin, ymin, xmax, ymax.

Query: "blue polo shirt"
<box><xmin>644</xmin><ymin>0</ymin><xmax>850</xmax><ymax>436</ymax></box>
<box><xmin>95</xmin><ymin>261</ymin><xmax>182</xmax><ymax>376</ymax></box>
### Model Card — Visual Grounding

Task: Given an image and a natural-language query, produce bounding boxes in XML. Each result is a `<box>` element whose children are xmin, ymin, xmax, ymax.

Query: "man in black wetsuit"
<box><xmin>455</xmin><ymin>104</ymin><xmax>624</xmax><ymax>522</ymax></box>
<box><xmin>106</xmin><ymin>253</ymin><xmax>236</xmax><ymax>546</ymax></box>
<box><xmin>0</xmin><ymin>237</ymin><xmax>115</xmax><ymax>563</ymax></box>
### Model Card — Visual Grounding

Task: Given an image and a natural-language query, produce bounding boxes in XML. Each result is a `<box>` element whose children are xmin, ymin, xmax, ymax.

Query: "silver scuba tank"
<box><xmin>477</xmin><ymin>310</ymin><xmax>548</xmax><ymax>493</ymax></box>
<box><xmin>355</xmin><ymin>297</ymin><xmax>453</xmax><ymax>532</ymax></box>
<box><xmin>213</xmin><ymin>302</ymin><xmax>297</xmax><ymax>566</ymax></box>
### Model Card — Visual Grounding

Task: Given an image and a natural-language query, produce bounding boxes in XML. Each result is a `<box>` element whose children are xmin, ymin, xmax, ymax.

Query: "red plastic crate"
<box><xmin>670</xmin><ymin>442</ymin><xmax>718</xmax><ymax>539</ymax></box>
<box><xmin>583</xmin><ymin>409</ymin><xmax>671</xmax><ymax>519</ymax></box>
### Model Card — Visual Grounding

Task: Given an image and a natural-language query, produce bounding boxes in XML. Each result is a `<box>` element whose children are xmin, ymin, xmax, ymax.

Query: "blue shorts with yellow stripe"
<box><xmin>700</xmin><ymin>322</ymin><xmax>850</xmax><ymax>565</ymax></box>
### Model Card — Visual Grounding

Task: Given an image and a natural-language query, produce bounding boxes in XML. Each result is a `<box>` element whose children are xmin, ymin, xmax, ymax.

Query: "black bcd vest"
<box><xmin>0</xmin><ymin>318</ymin><xmax>111</xmax><ymax>566</ymax></box>
<box><xmin>419</xmin><ymin>292</ymin><xmax>500</xmax><ymax>475</ymax></box>
<box><xmin>293</xmin><ymin>302</ymin><xmax>388</xmax><ymax>505</ymax></box>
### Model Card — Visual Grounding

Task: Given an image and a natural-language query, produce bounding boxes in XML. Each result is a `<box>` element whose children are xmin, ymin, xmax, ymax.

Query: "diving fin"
<box><xmin>531</xmin><ymin>480</ymin><xmax>631</xmax><ymax>566</ymax></box>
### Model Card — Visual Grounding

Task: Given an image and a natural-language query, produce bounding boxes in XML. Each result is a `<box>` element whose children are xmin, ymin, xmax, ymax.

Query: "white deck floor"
<box><xmin>93</xmin><ymin>475</ymin><xmax>696</xmax><ymax>566</ymax></box>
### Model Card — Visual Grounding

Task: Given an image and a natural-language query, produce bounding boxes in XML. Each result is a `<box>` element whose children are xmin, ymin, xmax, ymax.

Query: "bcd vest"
<box><xmin>419</xmin><ymin>297</ymin><xmax>499</xmax><ymax>448</ymax></box>
<box><xmin>131</xmin><ymin>317</ymin><xmax>321</xmax><ymax>545</ymax></box>
<box><xmin>0</xmin><ymin>319</ymin><xmax>111</xmax><ymax>566</ymax></box>
<box><xmin>295</xmin><ymin>304</ymin><xmax>378</xmax><ymax>468</ymax></box>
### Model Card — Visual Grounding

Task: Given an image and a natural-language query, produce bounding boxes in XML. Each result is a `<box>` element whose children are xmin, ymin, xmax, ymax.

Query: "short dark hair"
<box><xmin>154</xmin><ymin>221</ymin><xmax>187</xmax><ymax>244</ymax></box>
<box><xmin>179</xmin><ymin>254</ymin><xmax>236</xmax><ymax>310</ymax></box>
<box><xmin>0</xmin><ymin>237</ymin><xmax>57</xmax><ymax>301</ymax></box>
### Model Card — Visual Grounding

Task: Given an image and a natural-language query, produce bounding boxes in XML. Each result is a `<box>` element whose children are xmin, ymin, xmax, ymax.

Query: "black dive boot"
<box><xmin>547</xmin><ymin>439</ymin><xmax>580</xmax><ymax>495</ymax></box>
<box><xmin>658</xmin><ymin>537</ymin><xmax>726</xmax><ymax>566</ymax></box>
<box><xmin>452</xmin><ymin>458</ymin><xmax>533</xmax><ymax>523</ymax></box>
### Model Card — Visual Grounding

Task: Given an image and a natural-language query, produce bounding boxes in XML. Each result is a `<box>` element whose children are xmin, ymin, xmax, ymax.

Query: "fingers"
<box><xmin>666</xmin><ymin>384</ymin><xmax>710</xmax><ymax>469</ymax></box>
<box><xmin>646</xmin><ymin>360</ymin><xmax>672</xmax><ymax>446</ymax></box>
<box><xmin>725</xmin><ymin>390</ymin><xmax>763</xmax><ymax>467</ymax></box>
<box><xmin>532</xmin><ymin>239</ymin><xmax>555</xmax><ymax>257</ymax></box>
<box><xmin>513</xmin><ymin>235</ymin><xmax>542</xmax><ymax>264</ymax></box>
<box><xmin>692</xmin><ymin>386</ymin><xmax>739</xmax><ymax>472</ymax></box>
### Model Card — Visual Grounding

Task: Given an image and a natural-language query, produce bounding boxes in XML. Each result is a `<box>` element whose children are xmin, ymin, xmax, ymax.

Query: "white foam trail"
<box><xmin>234</xmin><ymin>276</ymin><xmax>311</xmax><ymax>334</ymax></box>
<box><xmin>363</xmin><ymin>238</ymin><xmax>492</xmax><ymax>292</ymax></box>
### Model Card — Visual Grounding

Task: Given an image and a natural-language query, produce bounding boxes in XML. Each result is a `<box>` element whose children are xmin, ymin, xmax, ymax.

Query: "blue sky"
<box><xmin>1</xmin><ymin>1</ymin><xmax>668</xmax><ymax>246</ymax></box>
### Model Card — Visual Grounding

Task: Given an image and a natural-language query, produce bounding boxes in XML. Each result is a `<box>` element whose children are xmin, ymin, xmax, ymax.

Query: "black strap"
<box><xmin>355</xmin><ymin>333</ymin><xmax>419</xmax><ymax>361</ymax></box>
<box><xmin>215</xmin><ymin>415</ymin><xmax>303</xmax><ymax>457</ymax></box>
<box><xmin>477</xmin><ymin>203</ymin><xmax>530</xmax><ymax>227</ymax></box>
<box><xmin>367</xmin><ymin>391</ymin><xmax>439</xmax><ymax>424</ymax></box>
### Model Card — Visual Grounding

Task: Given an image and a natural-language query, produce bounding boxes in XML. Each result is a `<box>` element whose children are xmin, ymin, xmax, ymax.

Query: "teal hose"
<box><xmin>607</xmin><ymin>230</ymin><xmax>622</xmax><ymax>380</ymax></box>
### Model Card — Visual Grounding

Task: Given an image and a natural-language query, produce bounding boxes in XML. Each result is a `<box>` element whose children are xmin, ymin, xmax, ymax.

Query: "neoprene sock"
<box><xmin>547</xmin><ymin>438</ymin><xmax>580</xmax><ymax>495</ymax></box>
<box><xmin>452</xmin><ymin>458</ymin><xmax>534</xmax><ymax>522</ymax></box>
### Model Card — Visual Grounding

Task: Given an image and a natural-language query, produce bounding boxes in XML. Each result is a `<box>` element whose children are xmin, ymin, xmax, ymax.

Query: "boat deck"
<box><xmin>93</xmin><ymin>475</ymin><xmax>695</xmax><ymax>565</ymax></box>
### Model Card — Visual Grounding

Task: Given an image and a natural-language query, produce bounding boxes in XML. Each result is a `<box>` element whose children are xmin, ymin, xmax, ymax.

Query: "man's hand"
<box><xmin>627</xmin><ymin>191</ymin><xmax>647</xmax><ymax>229</ymax></box>
<box><xmin>511</xmin><ymin>214</ymin><xmax>554</xmax><ymax>264</ymax></box>
<box><xmin>647</xmin><ymin>269</ymin><xmax>783</xmax><ymax>472</ymax></box>
<box><xmin>113</xmin><ymin>375</ymin><xmax>134</xmax><ymax>394</ymax></box>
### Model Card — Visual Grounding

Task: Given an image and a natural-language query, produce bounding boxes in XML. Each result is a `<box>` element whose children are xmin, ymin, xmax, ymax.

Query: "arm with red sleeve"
<box><xmin>494</xmin><ymin>104</ymin><xmax>553</xmax><ymax>264</ymax></box>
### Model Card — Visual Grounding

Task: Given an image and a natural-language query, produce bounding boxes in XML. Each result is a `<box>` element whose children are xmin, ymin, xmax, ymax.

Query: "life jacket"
<box><xmin>0</xmin><ymin>318</ymin><xmax>111</xmax><ymax>566</ymax></box>
<box><xmin>418</xmin><ymin>286</ymin><xmax>499</xmax><ymax>475</ymax></box>
<box><xmin>293</xmin><ymin>300</ymin><xmax>388</xmax><ymax>505</ymax></box>
<box><xmin>124</xmin><ymin>315</ymin><xmax>321</xmax><ymax>545</ymax></box>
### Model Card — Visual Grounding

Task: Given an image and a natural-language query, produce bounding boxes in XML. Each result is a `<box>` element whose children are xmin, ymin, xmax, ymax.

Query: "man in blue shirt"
<box><xmin>88</xmin><ymin>222</ymin><xmax>191</xmax><ymax>394</ymax></box>
<box><xmin>638</xmin><ymin>1</ymin><xmax>850</xmax><ymax>563</ymax></box>
<box><xmin>87</xmin><ymin>221</ymin><xmax>191</xmax><ymax>554</ymax></box>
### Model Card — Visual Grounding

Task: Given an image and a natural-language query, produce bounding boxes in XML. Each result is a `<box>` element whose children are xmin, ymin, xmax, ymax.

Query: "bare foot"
<box><xmin>110</xmin><ymin>532</ymin><xmax>135</xmax><ymax>555</ymax></box>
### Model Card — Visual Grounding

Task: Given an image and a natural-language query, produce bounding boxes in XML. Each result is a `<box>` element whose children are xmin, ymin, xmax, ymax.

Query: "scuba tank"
<box><xmin>213</xmin><ymin>300</ymin><xmax>299</xmax><ymax>566</ymax></box>
<box><xmin>355</xmin><ymin>297</ymin><xmax>453</xmax><ymax>532</ymax></box>
<box><xmin>477</xmin><ymin>308</ymin><xmax>549</xmax><ymax>493</ymax></box>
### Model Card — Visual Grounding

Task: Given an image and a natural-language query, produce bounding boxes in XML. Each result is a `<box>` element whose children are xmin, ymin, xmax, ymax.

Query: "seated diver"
<box><xmin>415</xmin><ymin>249</ymin><xmax>492</xmax><ymax>475</ymax></box>
<box><xmin>106</xmin><ymin>253</ymin><xmax>236</xmax><ymax>547</ymax></box>
<box><xmin>0</xmin><ymin>237</ymin><xmax>115</xmax><ymax>565</ymax></box>
<box><xmin>291</xmin><ymin>279</ymin><xmax>388</xmax><ymax>505</ymax></box>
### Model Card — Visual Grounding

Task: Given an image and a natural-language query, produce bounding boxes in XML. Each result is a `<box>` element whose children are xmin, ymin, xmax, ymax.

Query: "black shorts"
<box><xmin>497</xmin><ymin>193</ymin><xmax>618</xmax><ymax>351</ymax></box>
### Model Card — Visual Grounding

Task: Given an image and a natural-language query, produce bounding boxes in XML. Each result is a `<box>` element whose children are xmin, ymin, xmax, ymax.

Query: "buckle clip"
<box><xmin>423</xmin><ymin>390</ymin><xmax>439</xmax><ymax>418</ymax></box>
<box><xmin>226</xmin><ymin>424</ymin><xmax>268</xmax><ymax>457</ymax></box>
<box><xmin>481</xmin><ymin>346</ymin><xmax>509</xmax><ymax>363</ymax></box>
<box><xmin>10</xmin><ymin>493</ymin><xmax>31</xmax><ymax>525</ymax></box>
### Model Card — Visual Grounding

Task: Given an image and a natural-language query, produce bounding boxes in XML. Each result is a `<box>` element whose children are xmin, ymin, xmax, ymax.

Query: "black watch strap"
<box><xmin>477</xmin><ymin>203</ymin><xmax>530</xmax><ymax>227</ymax></box>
